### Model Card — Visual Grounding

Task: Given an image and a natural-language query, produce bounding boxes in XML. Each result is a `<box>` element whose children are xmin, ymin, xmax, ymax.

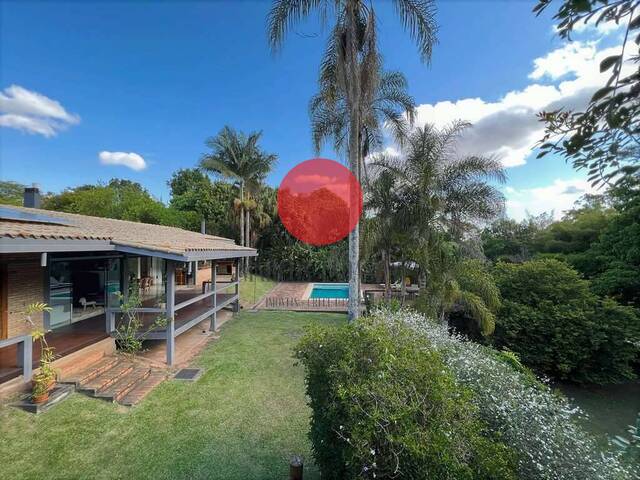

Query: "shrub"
<box><xmin>372</xmin><ymin>307</ymin><xmax>635</xmax><ymax>480</ymax></box>
<box><xmin>493</xmin><ymin>259</ymin><xmax>639</xmax><ymax>383</ymax></box>
<box><xmin>295</xmin><ymin>319</ymin><xmax>518</xmax><ymax>480</ymax></box>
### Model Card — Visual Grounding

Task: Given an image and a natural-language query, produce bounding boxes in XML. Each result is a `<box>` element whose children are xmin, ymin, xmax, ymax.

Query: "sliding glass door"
<box><xmin>49</xmin><ymin>261</ymin><xmax>73</xmax><ymax>329</ymax></box>
<box><xmin>49</xmin><ymin>256</ymin><xmax>123</xmax><ymax>330</ymax></box>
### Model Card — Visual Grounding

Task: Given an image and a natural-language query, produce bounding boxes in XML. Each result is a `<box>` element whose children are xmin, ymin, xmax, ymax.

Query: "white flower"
<box><xmin>367</xmin><ymin>307</ymin><xmax>634</xmax><ymax>480</ymax></box>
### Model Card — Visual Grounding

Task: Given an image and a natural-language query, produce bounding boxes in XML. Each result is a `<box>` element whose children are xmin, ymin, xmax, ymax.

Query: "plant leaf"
<box><xmin>591</xmin><ymin>86</ymin><xmax>614</xmax><ymax>102</ymax></box>
<box><xmin>600</xmin><ymin>55</ymin><xmax>620</xmax><ymax>73</ymax></box>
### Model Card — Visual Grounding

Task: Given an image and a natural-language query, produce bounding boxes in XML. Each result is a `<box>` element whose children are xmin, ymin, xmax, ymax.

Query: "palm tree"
<box><xmin>374</xmin><ymin>122</ymin><xmax>506</xmax><ymax>239</ymax></box>
<box><xmin>418</xmin><ymin>245</ymin><xmax>500</xmax><ymax>336</ymax></box>
<box><xmin>268</xmin><ymin>0</ymin><xmax>437</xmax><ymax>320</ymax></box>
<box><xmin>373</xmin><ymin>122</ymin><xmax>505</xmax><ymax>329</ymax></box>
<box><xmin>200</xmin><ymin>126</ymin><xmax>277</xmax><ymax>274</ymax></box>
<box><xmin>363</xmin><ymin>170</ymin><xmax>403</xmax><ymax>298</ymax></box>
<box><xmin>311</xmin><ymin>68</ymin><xmax>416</xmax><ymax>182</ymax></box>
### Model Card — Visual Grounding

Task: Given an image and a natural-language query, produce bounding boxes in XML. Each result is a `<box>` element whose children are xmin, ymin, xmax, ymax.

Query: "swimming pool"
<box><xmin>309</xmin><ymin>283</ymin><xmax>350</xmax><ymax>299</ymax></box>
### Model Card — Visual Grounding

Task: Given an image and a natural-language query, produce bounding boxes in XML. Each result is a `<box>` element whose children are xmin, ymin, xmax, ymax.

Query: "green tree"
<box><xmin>534</xmin><ymin>0</ymin><xmax>640</xmax><ymax>185</ymax></box>
<box><xmin>268</xmin><ymin>0</ymin><xmax>438</xmax><ymax>320</ymax></box>
<box><xmin>363</xmin><ymin>170</ymin><xmax>405</xmax><ymax>297</ymax></box>
<box><xmin>373</xmin><ymin>123</ymin><xmax>505</xmax><ymax>308</ymax></box>
<box><xmin>168</xmin><ymin>168</ymin><xmax>236</xmax><ymax>237</ymax></box>
<box><xmin>493</xmin><ymin>258</ymin><xmax>640</xmax><ymax>383</ymax></box>
<box><xmin>42</xmin><ymin>179</ymin><xmax>193</xmax><ymax>229</ymax></box>
<box><xmin>432</xmin><ymin>257</ymin><xmax>501</xmax><ymax>337</ymax></box>
<box><xmin>587</xmin><ymin>177</ymin><xmax>640</xmax><ymax>307</ymax></box>
<box><xmin>200</xmin><ymin>126</ymin><xmax>277</xmax><ymax>273</ymax></box>
<box><xmin>310</xmin><ymin>69</ymin><xmax>416</xmax><ymax>181</ymax></box>
<box><xmin>0</xmin><ymin>180</ymin><xmax>28</xmax><ymax>206</ymax></box>
<box><xmin>481</xmin><ymin>214</ymin><xmax>552</xmax><ymax>263</ymax></box>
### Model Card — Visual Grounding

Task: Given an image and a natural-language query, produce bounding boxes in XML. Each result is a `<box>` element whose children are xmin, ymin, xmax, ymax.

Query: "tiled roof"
<box><xmin>0</xmin><ymin>205</ymin><xmax>256</xmax><ymax>258</ymax></box>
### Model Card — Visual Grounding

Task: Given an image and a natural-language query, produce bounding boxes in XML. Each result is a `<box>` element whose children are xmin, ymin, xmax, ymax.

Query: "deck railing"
<box><xmin>0</xmin><ymin>334</ymin><xmax>33</xmax><ymax>383</ymax></box>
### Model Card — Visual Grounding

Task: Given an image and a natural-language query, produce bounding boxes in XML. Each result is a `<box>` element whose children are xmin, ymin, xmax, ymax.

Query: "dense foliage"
<box><xmin>372</xmin><ymin>308</ymin><xmax>636</xmax><ymax>480</ymax></box>
<box><xmin>0</xmin><ymin>180</ymin><xmax>30</xmax><ymax>206</ymax></box>
<box><xmin>483</xmin><ymin>180</ymin><xmax>640</xmax><ymax>310</ymax></box>
<box><xmin>493</xmin><ymin>259</ymin><xmax>640</xmax><ymax>383</ymax></box>
<box><xmin>40</xmin><ymin>179</ymin><xmax>196</xmax><ymax>229</ymax></box>
<box><xmin>256</xmin><ymin>219</ymin><xmax>349</xmax><ymax>282</ymax></box>
<box><xmin>534</xmin><ymin>0</ymin><xmax>640</xmax><ymax>185</ymax></box>
<box><xmin>295</xmin><ymin>318</ymin><xmax>518</xmax><ymax>479</ymax></box>
<box><xmin>167</xmin><ymin>168</ymin><xmax>236</xmax><ymax>237</ymax></box>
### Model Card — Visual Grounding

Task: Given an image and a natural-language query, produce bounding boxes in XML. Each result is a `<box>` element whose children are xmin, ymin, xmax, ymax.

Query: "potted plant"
<box><xmin>31</xmin><ymin>372</ymin><xmax>51</xmax><ymax>404</ymax></box>
<box><xmin>39</xmin><ymin>348</ymin><xmax>57</xmax><ymax>390</ymax></box>
<box><xmin>24</xmin><ymin>303</ymin><xmax>58</xmax><ymax>395</ymax></box>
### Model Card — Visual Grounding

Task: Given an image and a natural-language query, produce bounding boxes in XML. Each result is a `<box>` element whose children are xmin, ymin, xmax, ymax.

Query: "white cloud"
<box><xmin>0</xmin><ymin>85</ymin><xmax>79</xmax><ymax>137</ymax></box>
<box><xmin>504</xmin><ymin>178</ymin><xmax>599</xmax><ymax>221</ymax></box>
<box><xmin>567</xmin><ymin>17</ymin><xmax>625</xmax><ymax>36</ymax></box>
<box><xmin>411</xmin><ymin>34</ymin><xmax>631</xmax><ymax>168</ymax></box>
<box><xmin>529</xmin><ymin>41</ymin><xmax>597</xmax><ymax>80</ymax></box>
<box><xmin>99</xmin><ymin>151</ymin><xmax>147</xmax><ymax>171</ymax></box>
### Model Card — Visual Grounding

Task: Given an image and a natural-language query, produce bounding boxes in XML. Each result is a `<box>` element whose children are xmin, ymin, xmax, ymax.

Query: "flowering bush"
<box><xmin>295</xmin><ymin>319</ymin><xmax>518</xmax><ymax>479</ymax></box>
<box><xmin>370</xmin><ymin>307</ymin><xmax>636</xmax><ymax>480</ymax></box>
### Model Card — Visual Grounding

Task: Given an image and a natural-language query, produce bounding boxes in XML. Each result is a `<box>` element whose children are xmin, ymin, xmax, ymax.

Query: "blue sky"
<box><xmin>0</xmin><ymin>1</ymin><xmax>627</xmax><ymax>219</ymax></box>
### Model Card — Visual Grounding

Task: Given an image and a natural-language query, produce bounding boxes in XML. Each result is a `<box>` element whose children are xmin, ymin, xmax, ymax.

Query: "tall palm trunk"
<box><xmin>239</xmin><ymin>182</ymin><xmax>245</xmax><ymax>278</ymax></box>
<box><xmin>346</xmin><ymin>2</ymin><xmax>361</xmax><ymax>321</ymax></box>
<box><xmin>245</xmin><ymin>207</ymin><xmax>250</xmax><ymax>274</ymax></box>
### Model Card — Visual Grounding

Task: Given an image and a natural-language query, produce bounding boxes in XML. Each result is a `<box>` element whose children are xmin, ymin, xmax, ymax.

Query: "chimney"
<box><xmin>23</xmin><ymin>184</ymin><xmax>41</xmax><ymax>209</ymax></box>
<box><xmin>201</xmin><ymin>218</ymin><xmax>206</xmax><ymax>234</ymax></box>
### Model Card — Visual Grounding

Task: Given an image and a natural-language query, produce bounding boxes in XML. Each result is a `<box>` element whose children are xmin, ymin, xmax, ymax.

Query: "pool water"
<box><xmin>309</xmin><ymin>283</ymin><xmax>349</xmax><ymax>299</ymax></box>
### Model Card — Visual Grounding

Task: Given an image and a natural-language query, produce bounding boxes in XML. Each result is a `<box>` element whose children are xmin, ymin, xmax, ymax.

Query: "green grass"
<box><xmin>239</xmin><ymin>275</ymin><xmax>276</xmax><ymax>307</ymax></box>
<box><xmin>0</xmin><ymin>311</ymin><xmax>346</xmax><ymax>479</ymax></box>
<box><xmin>215</xmin><ymin>274</ymin><xmax>275</xmax><ymax>308</ymax></box>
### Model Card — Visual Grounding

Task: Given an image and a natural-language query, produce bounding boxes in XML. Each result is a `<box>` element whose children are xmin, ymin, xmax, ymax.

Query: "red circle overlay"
<box><xmin>277</xmin><ymin>158</ymin><xmax>363</xmax><ymax>246</ymax></box>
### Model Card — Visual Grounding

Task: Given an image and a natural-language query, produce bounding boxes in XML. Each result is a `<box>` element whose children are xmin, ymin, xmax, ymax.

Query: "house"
<box><xmin>0</xmin><ymin>188</ymin><xmax>256</xmax><ymax>388</ymax></box>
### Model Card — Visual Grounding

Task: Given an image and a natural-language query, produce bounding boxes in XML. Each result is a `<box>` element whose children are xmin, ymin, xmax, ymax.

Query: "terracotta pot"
<box><xmin>32</xmin><ymin>391</ymin><xmax>49</xmax><ymax>404</ymax></box>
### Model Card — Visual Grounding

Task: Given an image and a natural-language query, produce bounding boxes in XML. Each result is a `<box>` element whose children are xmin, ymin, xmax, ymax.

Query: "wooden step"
<box><xmin>60</xmin><ymin>356</ymin><xmax>120</xmax><ymax>387</ymax></box>
<box><xmin>52</xmin><ymin>338</ymin><xmax>116</xmax><ymax>379</ymax></box>
<box><xmin>119</xmin><ymin>370</ymin><xmax>167</xmax><ymax>406</ymax></box>
<box><xmin>94</xmin><ymin>367</ymin><xmax>151</xmax><ymax>402</ymax></box>
<box><xmin>77</xmin><ymin>362</ymin><xmax>134</xmax><ymax>395</ymax></box>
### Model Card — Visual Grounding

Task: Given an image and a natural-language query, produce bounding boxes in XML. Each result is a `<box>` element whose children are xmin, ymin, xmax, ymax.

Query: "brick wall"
<box><xmin>195</xmin><ymin>261</ymin><xmax>235</xmax><ymax>288</ymax></box>
<box><xmin>5</xmin><ymin>255</ymin><xmax>45</xmax><ymax>337</ymax></box>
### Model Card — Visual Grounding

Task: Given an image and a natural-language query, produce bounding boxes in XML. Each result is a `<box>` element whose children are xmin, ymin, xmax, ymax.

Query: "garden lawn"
<box><xmin>0</xmin><ymin>311</ymin><xmax>345</xmax><ymax>480</ymax></box>
<box><xmin>239</xmin><ymin>275</ymin><xmax>276</xmax><ymax>307</ymax></box>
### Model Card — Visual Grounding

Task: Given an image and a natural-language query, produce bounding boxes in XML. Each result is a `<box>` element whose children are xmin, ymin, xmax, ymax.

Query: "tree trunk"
<box><xmin>418</xmin><ymin>270</ymin><xmax>427</xmax><ymax>290</ymax></box>
<box><xmin>346</xmin><ymin>1</ymin><xmax>361</xmax><ymax>322</ymax></box>
<box><xmin>239</xmin><ymin>182</ymin><xmax>245</xmax><ymax>278</ymax></box>
<box><xmin>383</xmin><ymin>250</ymin><xmax>391</xmax><ymax>299</ymax></box>
<box><xmin>245</xmin><ymin>207</ymin><xmax>250</xmax><ymax>274</ymax></box>
<box><xmin>400</xmin><ymin>263</ymin><xmax>406</xmax><ymax>305</ymax></box>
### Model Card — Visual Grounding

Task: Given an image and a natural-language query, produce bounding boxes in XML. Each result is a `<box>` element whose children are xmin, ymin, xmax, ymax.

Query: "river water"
<box><xmin>556</xmin><ymin>381</ymin><xmax>639</xmax><ymax>463</ymax></box>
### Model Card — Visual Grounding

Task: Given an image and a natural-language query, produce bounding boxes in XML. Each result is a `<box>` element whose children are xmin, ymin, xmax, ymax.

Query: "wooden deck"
<box><xmin>0</xmin><ymin>316</ymin><xmax>107</xmax><ymax>383</ymax></box>
<box><xmin>0</xmin><ymin>286</ymin><xmax>238</xmax><ymax>383</ymax></box>
<box><xmin>120</xmin><ymin>289</ymin><xmax>237</xmax><ymax>339</ymax></box>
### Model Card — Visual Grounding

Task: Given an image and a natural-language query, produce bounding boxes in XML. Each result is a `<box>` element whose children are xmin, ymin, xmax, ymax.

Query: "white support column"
<box><xmin>166</xmin><ymin>260</ymin><xmax>176</xmax><ymax>366</ymax></box>
<box><xmin>233</xmin><ymin>258</ymin><xmax>240</xmax><ymax>312</ymax></box>
<box><xmin>210</xmin><ymin>261</ymin><xmax>217</xmax><ymax>331</ymax></box>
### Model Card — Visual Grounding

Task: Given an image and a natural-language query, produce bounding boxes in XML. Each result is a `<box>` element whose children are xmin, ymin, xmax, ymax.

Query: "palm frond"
<box><xmin>267</xmin><ymin>0</ymin><xmax>326</xmax><ymax>51</ymax></box>
<box><xmin>392</xmin><ymin>0</ymin><xmax>438</xmax><ymax>63</ymax></box>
